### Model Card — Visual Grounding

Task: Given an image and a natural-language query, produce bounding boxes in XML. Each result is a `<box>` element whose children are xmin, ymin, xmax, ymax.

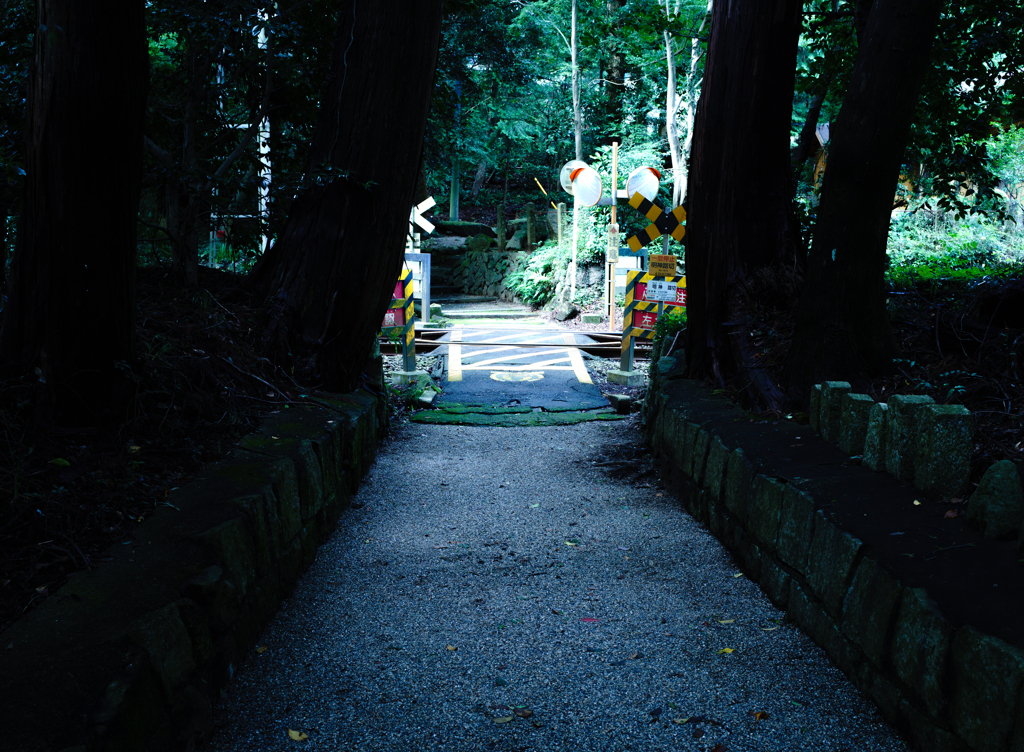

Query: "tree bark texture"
<box><xmin>683</xmin><ymin>0</ymin><xmax>801</xmax><ymax>410</ymax></box>
<box><xmin>782</xmin><ymin>0</ymin><xmax>940</xmax><ymax>401</ymax></box>
<box><xmin>246</xmin><ymin>0</ymin><xmax>442</xmax><ymax>393</ymax></box>
<box><xmin>0</xmin><ymin>0</ymin><xmax>147</xmax><ymax>425</ymax></box>
<box><xmin>605</xmin><ymin>0</ymin><xmax>626</xmax><ymax>132</ymax></box>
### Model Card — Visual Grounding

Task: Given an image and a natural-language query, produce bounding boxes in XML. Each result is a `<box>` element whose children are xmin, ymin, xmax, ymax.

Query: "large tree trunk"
<box><xmin>782</xmin><ymin>0</ymin><xmax>940</xmax><ymax>401</ymax></box>
<box><xmin>246</xmin><ymin>0</ymin><xmax>442</xmax><ymax>392</ymax></box>
<box><xmin>605</xmin><ymin>0</ymin><xmax>626</xmax><ymax>131</ymax></box>
<box><xmin>0</xmin><ymin>0</ymin><xmax>147</xmax><ymax>426</ymax></box>
<box><xmin>683</xmin><ymin>0</ymin><xmax>801</xmax><ymax>411</ymax></box>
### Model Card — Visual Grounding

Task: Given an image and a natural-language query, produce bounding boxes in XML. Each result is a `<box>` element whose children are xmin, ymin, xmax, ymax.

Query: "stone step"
<box><xmin>442</xmin><ymin>309</ymin><xmax>537</xmax><ymax>320</ymax></box>
<box><xmin>431</xmin><ymin>294</ymin><xmax>497</xmax><ymax>304</ymax></box>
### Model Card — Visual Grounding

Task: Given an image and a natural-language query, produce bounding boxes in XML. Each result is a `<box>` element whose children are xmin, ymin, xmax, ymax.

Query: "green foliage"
<box><xmin>652</xmin><ymin>306</ymin><xmax>687</xmax><ymax>347</ymax></box>
<box><xmin>886</xmin><ymin>205</ymin><xmax>1024</xmax><ymax>290</ymax></box>
<box><xmin>505</xmin><ymin>240</ymin><xmax>568</xmax><ymax>307</ymax></box>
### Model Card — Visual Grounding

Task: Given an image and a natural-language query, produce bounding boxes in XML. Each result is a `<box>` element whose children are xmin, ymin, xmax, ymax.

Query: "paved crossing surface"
<box><xmin>433</xmin><ymin>324</ymin><xmax>607</xmax><ymax>413</ymax></box>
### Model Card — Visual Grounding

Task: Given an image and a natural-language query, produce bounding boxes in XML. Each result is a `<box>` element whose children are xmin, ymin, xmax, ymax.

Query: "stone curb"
<box><xmin>643</xmin><ymin>368</ymin><xmax>1024</xmax><ymax>752</ymax></box>
<box><xmin>0</xmin><ymin>365</ymin><xmax>389</xmax><ymax>752</ymax></box>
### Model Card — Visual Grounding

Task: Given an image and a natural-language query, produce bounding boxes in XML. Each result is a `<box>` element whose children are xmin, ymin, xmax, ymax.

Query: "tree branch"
<box><xmin>138</xmin><ymin>217</ymin><xmax>178</xmax><ymax>243</ymax></box>
<box><xmin>144</xmin><ymin>136</ymin><xmax>174</xmax><ymax>170</ymax></box>
<box><xmin>203</xmin><ymin>96</ymin><xmax>272</xmax><ymax>193</ymax></box>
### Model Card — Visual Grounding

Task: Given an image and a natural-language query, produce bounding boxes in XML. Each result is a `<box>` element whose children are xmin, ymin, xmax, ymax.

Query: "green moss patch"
<box><xmin>410</xmin><ymin>409</ymin><xmax>625</xmax><ymax>427</ymax></box>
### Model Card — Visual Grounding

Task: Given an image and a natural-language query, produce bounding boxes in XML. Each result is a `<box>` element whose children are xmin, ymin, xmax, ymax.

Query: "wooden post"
<box><xmin>496</xmin><ymin>203</ymin><xmax>506</xmax><ymax>250</ymax></box>
<box><xmin>526</xmin><ymin>202</ymin><xmax>536</xmax><ymax>252</ymax></box>
<box><xmin>571</xmin><ymin>195</ymin><xmax>579</xmax><ymax>302</ymax></box>
<box><xmin>609</xmin><ymin>139</ymin><xmax>619</xmax><ymax>330</ymax></box>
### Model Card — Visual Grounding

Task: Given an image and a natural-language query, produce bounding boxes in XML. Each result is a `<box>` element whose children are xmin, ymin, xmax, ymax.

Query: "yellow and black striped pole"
<box><xmin>383</xmin><ymin>268</ymin><xmax>416</xmax><ymax>372</ymax></box>
<box><xmin>620</xmin><ymin>270</ymin><xmax>687</xmax><ymax>372</ymax></box>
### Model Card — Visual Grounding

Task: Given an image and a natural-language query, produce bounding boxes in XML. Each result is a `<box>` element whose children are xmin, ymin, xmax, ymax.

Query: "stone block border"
<box><xmin>644</xmin><ymin>362</ymin><xmax>1024</xmax><ymax>752</ymax></box>
<box><xmin>809</xmin><ymin>382</ymin><xmax>974</xmax><ymax>500</ymax></box>
<box><xmin>0</xmin><ymin>365</ymin><xmax>389</xmax><ymax>752</ymax></box>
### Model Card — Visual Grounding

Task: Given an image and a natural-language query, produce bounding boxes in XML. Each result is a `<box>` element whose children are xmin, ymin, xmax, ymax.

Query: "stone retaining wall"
<box><xmin>0</xmin><ymin>364</ymin><xmax>389</xmax><ymax>752</ymax></box>
<box><xmin>450</xmin><ymin>249</ymin><xmax>530</xmax><ymax>302</ymax></box>
<box><xmin>448</xmin><ymin>248</ymin><xmax>607</xmax><ymax>306</ymax></box>
<box><xmin>644</xmin><ymin>357</ymin><xmax>1024</xmax><ymax>752</ymax></box>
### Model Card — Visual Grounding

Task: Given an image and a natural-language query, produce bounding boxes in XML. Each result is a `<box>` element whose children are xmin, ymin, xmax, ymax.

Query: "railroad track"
<box><xmin>379</xmin><ymin>328</ymin><xmax>652</xmax><ymax>359</ymax></box>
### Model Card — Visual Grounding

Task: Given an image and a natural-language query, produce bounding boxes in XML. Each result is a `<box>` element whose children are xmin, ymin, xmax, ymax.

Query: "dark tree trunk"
<box><xmin>782</xmin><ymin>0</ymin><xmax>940</xmax><ymax>401</ymax></box>
<box><xmin>791</xmin><ymin>87</ymin><xmax>828</xmax><ymax>169</ymax></box>
<box><xmin>0</xmin><ymin>189</ymin><xmax>8</xmax><ymax>293</ymax></box>
<box><xmin>605</xmin><ymin>0</ymin><xmax>626</xmax><ymax>131</ymax></box>
<box><xmin>0</xmin><ymin>0</ymin><xmax>147</xmax><ymax>426</ymax></box>
<box><xmin>683</xmin><ymin>0</ymin><xmax>802</xmax><ymax>411</ymax></box>
<box><xmin>246</xmin><ymin>0</ymin><xmax>442</xmax><ymax>392</ymax></box>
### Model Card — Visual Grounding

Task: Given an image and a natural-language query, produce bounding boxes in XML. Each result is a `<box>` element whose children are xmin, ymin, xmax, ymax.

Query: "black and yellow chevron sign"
<box><xmin>625</xmin><ymin>192</ymin><xmax>686</xmax><ymax>252</ymax></box>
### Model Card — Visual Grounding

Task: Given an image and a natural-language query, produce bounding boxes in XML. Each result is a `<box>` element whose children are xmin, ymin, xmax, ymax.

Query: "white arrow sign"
<box><xmin>411</xmin><ymin>196</ymin><xmax>436</xmax><ymax>234</ymax></box>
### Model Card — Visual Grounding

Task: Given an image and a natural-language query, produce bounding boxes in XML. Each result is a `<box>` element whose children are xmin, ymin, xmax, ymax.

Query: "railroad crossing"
<box><xmin>401</xmin><ymin>302</ymin><xmax>632</xmax><ymax>426</ymax></box>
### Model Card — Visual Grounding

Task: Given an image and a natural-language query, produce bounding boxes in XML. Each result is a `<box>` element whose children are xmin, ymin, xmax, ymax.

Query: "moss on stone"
<box><xmin>410</xmin><ymin>410</ymin><xmax>624</xmax><ymax>427</ymax></box>
<box><xmin>841</xmin><ymin>557</ymin><xmax>902</xmax><ymax>669</ymax></box>
<box><xmin>890</xmin><ymin>588</ymin><xmax>953</xmax><ymax>719</ymax></box>
<box><xmin>838</xmin><ymin>393</ymin><xmax>874</xmax><ymax>456</ymax></box>
<box><xmin>807</xmin><ymin>510</ymin><xmax>863</xmax><ymax>618</ymax></box>
<box><xmin>863</xmin><ymin>402</ymin><xmax>888</xmax><ymax>472</ymax></box>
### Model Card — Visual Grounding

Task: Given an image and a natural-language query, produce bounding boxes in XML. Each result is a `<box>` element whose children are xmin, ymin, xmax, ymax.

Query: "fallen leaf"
<box><xmin>565</xmin><ymin>541</ymin><xmax>578</xmax><ymax>546</ymax></box>
<box><xmin>513</xmin><ymin>708</ymin><xmax>533</xmax><ymax>718</ymax></box>
<box><xmin>494</xmin><ymin>716</ymin><xmax>514</xmax><ymax>724</ymax></box>
<box><xmin>530</xmin><ymin>503</ymin><xmax>540</xmax><ymax>508</ymax></box>
<box><xmin>581</xmin><ymin>617</ymin><xmax>599</xmax><ymax>623</ymax></box>
<box><xmin>617</xmin><ymin>546</ymin><xmax>630</xmax><ymax>551</ymax></box>
<box><xmin>716</xmin><ymin>647</ymin><xmax>735</xmax><ymax>654</ymax></box>
<box><xmin>446</xmin><ymin>644</ymin><xmax>458</xmax><ymax>651</ymax></box>
<box><xmin>944</xmin><ymin>510</ymin><xmax>958</xmax><ymax>518</ymax></box>
<box><xmin>762</xmin><ymin>626</ymin><xmax>779</xmax><ymax>631</ymax></box>
<box><xmin>656</xmin><ymin>493</ymin><xmax>663</xmax><ymax>497</ymax></box>
<box><xmin>128</xmin><ymin>446</ymin><xmax>142</xmax><ymax>453</ymax></box>
<box><xmin>913</xmin><ymin>500</ymin><xmax>922</xmax><ymax>506</ymax></box>
<box><xmin>495</xmin><ymin>677</ymin><xmax>509</xmax><ymax>686</ymax></box>
<box><xmin>628</xmin><ymin>651</ymin><xmax>640</xmax><ymax>660</ymax></box>
<box><xmin>287</xmin><ymin>730</ymin><xmax>308</xmax><ymax>741</ymax></box>
<box><xmin>256</xmin><ymin>645</ymin><xmax>268</xmax><ymax>654</ymax></box>
<box><xmin>551</xmin><ymin>609</ymin><xmax>562</xmax><ymax>615</ymax></box>
<box><xmin>732</xmin><ymin>573</ymin><xmax>744</xmax><ymax>578</ymax></box>
<box><xmin>48</xmin><ymin>458</ymin><xmax>70</xmax><ymax>467</ymax></box>
<box><xmin>673</xmin><ymin>717</ymin><xmax>689</xmax><ymax>724</ymax></box>
<box><xmin>748</xmin><ymin>710</ymin><xmax>770</xmax><ymax>721</ymax></box>
<box><xmin>717</xmin><ymin>619</ymin><xmax>735</xmax><ymax>624</ymax></box>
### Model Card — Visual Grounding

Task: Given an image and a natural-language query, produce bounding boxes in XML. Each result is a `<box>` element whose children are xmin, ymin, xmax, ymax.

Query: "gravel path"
<box><xmin>206</xmin><ymin>418</ymin><xmax>907</xmax><ymax>752</ymax></box>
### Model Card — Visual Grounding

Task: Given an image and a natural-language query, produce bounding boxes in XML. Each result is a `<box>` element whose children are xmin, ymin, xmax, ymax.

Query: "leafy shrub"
<box><xmin>652</xmin><ymin>306</ymin><xmax>687</xmax><ymax>349</ymax></box>
<box><xmin>505</xmin><ymin>240</ymin><xmax>568</xmax><ymax>307</ymax></box>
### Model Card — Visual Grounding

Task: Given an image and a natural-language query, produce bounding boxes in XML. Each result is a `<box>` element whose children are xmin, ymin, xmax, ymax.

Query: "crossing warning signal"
<box><xmin>625</xmin><ymin>192</ymin><xmax>686</xmax><ymax>251</ymax></box>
